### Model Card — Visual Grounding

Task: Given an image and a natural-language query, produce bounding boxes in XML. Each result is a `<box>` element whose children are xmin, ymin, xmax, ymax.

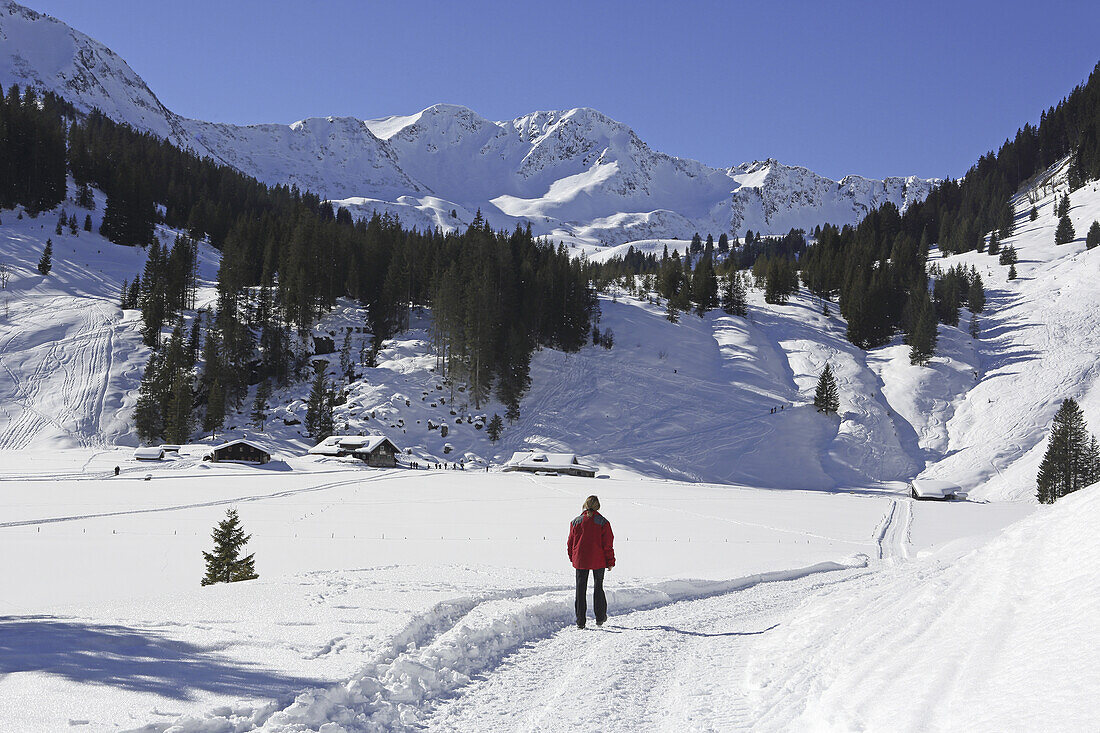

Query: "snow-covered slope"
<box><xmin>0</xmin><ymin>1</ymin><xmax>933</xmax><ymax>247</ymax></box>
<box><xmin>0</xmin><ymin>186</ymin><xmax>221</xmax><ymax>450</ymax></box>
<box><xmin>748</xmin><ymin>482</ymin><xmax>1100</xmax><ymax>732</ymax></box>
<box><xmin>914</xmin><ymin>168</ymin><xmax>1100</xmax><ymax>501</ymax></box>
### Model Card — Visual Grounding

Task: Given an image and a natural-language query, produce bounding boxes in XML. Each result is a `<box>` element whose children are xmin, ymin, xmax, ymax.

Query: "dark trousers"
<box><xmin>575</xmin><ymin>568</ymin><xmax>606</xmax><ymax>624</ymax></box>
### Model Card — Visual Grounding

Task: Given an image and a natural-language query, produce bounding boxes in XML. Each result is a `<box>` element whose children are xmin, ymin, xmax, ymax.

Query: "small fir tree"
<box><xmin>37</xmin><ymin>238</ymin><xmax>52</xmax><ymax>275</ymax></box>
<box><xmin>1057</xmin><ymin>195</ymin><xmax>1070</xmax><ymax>218</ymax></box>
<box><xmin>908</xmin><ymin>295</ymin><xmax>939</xmax><ymax>366</ymax></box>
<box><xmin>987</xmin><ymin>230</ymin><xmax>1000</xmax><ymax>256</ymax></box>
<box><xmin>83</xmin><ymin>214</ymin><xmax>92</xmax><ymax>232</ymax></box>
<box><xmin>968</xmin><ymin>313</ymin><xmax>980</xmax><ymax>339</ymax></box>
<box><xmin>1008</xmin><ymin>264</ymin><xmax>1017</xmax><ymax>280</ymax></box>
<box><xmin>1037</xmin><ymin>398</ymin><xmax>1100</xmax><ymax>504</ymax></box>
<box><xmin>487</xmin><ymin>413</ymin><xmax>504</xmax><ymax>442</ymax></box>
<box><xmin>305</xmin><ymin>369</ymin><xmax>334</xmax><ymax>438</ymax></box>
<box><xmin>163</xmin><ymin>370</ymin><xmax>193</xmax><ymax>444</ymax></box>
<box><xmin>813</xmin><ymin>363</ymin><xmax>840</xmax><ymax>415</ymax></box>
<box><xmin>76</xmin><ymin>182</ymin><xmax>95</xmax><ymax>209</ymax></box>
<box><xmin>1030</xmin><ymin>206</ymin><xmax>1038</xmax><ymax>221</ymax></box>
<box><xmin>201</xmin><ymin>508</ymin><xmax>259</xmax><ymax>586</ymax></box>
<box><xmin>968</xmin><ymin>273</ymin><xmax>985</xmax><ymax>313</ymax></box>
<box><xmin>1086</xmin><ymin>221</ymin><xmax>1100</xmax><ymax>250</ymax></box>
<box><xmin>999</xmin><ymin>245</ymin><xmax>1018</xmax><ymax>266</ymax></box>
<box><xmin>250</xmin><ymin>379</ymin><xmax>271</xmax><ymax>431</ymax></box>
<box><xmin>721</xmin><ymin>273</ymin><xmax>748</xmax><ymax>316</ymax></box>
<box><xmin>665</xmin><ymin>297</ymin><xmax>679</xmax><ymax>323</ymax></box>
<box><xmin>1055</xmin><ymin>214</ymin><xmax>1075</xmax><ymax>245</ymax></box>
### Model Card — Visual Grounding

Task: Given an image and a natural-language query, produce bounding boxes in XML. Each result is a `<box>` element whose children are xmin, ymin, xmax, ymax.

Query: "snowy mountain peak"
<box><xmin>0</xmin><ymin>1</ymin><xmax>176</xmax><ymax>139</ymax></box>
<box><xmin>0</xmin><ymin>1</ymin><xmax>935</xmax><ymax>246</ymax></box>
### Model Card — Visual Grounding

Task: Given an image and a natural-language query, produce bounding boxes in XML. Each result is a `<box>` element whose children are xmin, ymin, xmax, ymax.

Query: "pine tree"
<box><xmin>968</xmin><ymin>273</ymin><xmax>985</xmax><ymax>313</ymax></box>
<box><xmin>1055</xmin><ymin>213</ymin><xmax>1076</xmax><ymax>244</ymax></box>
<box><xmin>126</xmin><ymin>276</ymin><xmax>140</xmax><ymax>311</ymax></box>
<box><xmin>987</xmin><ymin>230</ymin><xmax>1000</xmax><ymax>256</ymax></box>
<box><xmin>999</xmin><ymin>245</ymin><xmax>1018</xmax><ymax>266</ymax></box>
<box><xmin>201</xmin><ymin>508</ymin><xmax>259</xmax><ymax>586</ymax></box>
<box><xmin>76</xmin><ymin>182</ymin><xmax>94</xmax><ymax>209</ymax></box>
<box><xmin>1008</xmin><ymin>264</ymin><xmax>1017</xmax><ymax>280</ymax></box>
<box><xmin>691</xmin><ymin>253</ymin><xmax>718</xmax><ymax>315</ymax></box>
<box><xmin>813</xmin><ymin>363</ymin><xmax>840</xmax><ymax>414</ymax></box>
<box><xmin>721</xmin><ymin>272</ymin><xmax>748</xmax><ymax>316</ymax></box>
<box><xmin>163</xmin><ymin>369</ymin><xmax>193</xmax><ymax>444</ymax></box>
<box><xmin>487</xmin><ymin>413</ymin><xmax>504</xmax><ymax>442</ymax></box>
<box><xmin>203</xmin><ymin>378</ymin><xmax>225</xmax><ymax>439</ymax></box>
<box><xmin>908</xmin><ymin>293</ymin><xmax>938</xmax><ymax>366</ymax></box>
<box><xmin>305</xmin><ymin>368</ymin><xmax>333</xmax><ymax>438</ymax></box>
<box><xmin>1086</xmin><ymin>221</ymin><xmax>1100</xmax><ymax>250</ymax></box>
<box><xmin>1030</xmin><ymin>206</ymin><xmax>1038</xmax><ymax>222</ymax></box>
<box><xmin>37</xmin><ymin>238</ymin><xmax>52</xmax><ymax>275</ymax></box>
<box><xmin>1057</xmin><ymin>195</ymin><xmax>1070</xmax><ymax>219</ymax></box>
<box><xmin>55</xmin><ymin>211</ymin><xmax>64</xmax><ymax>235</ymax></box>
<box><xmin>133</xmin><ymin>352</ymin><xmax>163</xmax><ymax>443</ymax></box>
<box><xmin>83</xmin><ymin>214</ymin><xmax>92</xmax><ymax>232</ymax></box>
<box><xmin>968</xmin><ymin>313</ymin><xmax>980</xmax><ymax>339</ymax></box>
<box><xmin>250</xmin><ymin>379</ymin><xmax>270</xmax><ymax>431</ymax></box>
<box><xmin>665</xmin><ymin>297</ymin><xmax>679</xmax><ymax>323</ymax></box>
<box><xmin>1037</xmin><ymin>398</ymin><xmax>1100</xmax><ymax>503</ymax></box>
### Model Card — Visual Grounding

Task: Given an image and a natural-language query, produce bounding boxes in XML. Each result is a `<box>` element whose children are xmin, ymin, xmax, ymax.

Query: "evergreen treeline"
<box><xmin>2</xmin><ymin>88</ymin><xmax>597</xmax><ymax>442</ymax></box>
<box><xmin>802</xmin><ymin>61</ymin><xmax>1100</xmax><ymax>351</ymax></box>
<box><xmin>0</xmin><ymin>85</ymin><xmax>71</xmax><ymax>214</ymax></box>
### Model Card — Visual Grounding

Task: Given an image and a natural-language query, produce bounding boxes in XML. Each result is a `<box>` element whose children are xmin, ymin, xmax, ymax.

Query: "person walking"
<box><xmin>567</xmin><ymin>495</ymin><xmax>615</xmax><ymax>629</ymax></box>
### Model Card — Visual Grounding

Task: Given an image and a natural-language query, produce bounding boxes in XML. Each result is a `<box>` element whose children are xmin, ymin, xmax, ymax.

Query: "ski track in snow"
<box><xmin>0</xmin><ymin>468</ymin><xmax>414</xmax><ymax>528</ymax></box>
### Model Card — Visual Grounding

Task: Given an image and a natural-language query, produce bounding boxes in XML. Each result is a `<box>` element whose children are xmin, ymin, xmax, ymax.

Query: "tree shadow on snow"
<box><xmin>0</xmin><ymin>615</ymin><xmax>321</xmax><ymax>700</ymax></box>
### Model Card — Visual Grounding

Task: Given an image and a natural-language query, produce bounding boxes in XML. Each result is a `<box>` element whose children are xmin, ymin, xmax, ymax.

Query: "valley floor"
<box><xmin>0</xmin><ymin>450</ymin><xmax>1041</xmax><ymax>732</ymax></box>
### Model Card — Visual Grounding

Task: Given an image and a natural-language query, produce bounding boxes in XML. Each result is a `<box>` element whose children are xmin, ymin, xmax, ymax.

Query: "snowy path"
<box><xmin>150</xmin><ymin>558</ymin><xmax>869</xmax><ymax>732</ymax></box>
<box><xmin>423</xmin><ymin>567</ymin><xmax>870</xmax><ymax>732</ymax></box>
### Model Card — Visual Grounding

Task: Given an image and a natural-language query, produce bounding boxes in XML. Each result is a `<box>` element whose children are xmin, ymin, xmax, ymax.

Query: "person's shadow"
<box><xmin>0</xmin><ymin>615</ymin><xmax>320</xmax><ymax>700</ymax></box>
<box><xmin>607</xmin><ymin>623</ymin><xmax>778</xmax><ymax>637</ymax></box>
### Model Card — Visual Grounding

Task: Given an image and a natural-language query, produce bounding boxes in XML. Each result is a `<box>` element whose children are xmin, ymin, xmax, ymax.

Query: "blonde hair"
<box><xmin>583</xmin><ymin>495</ymin><xmax>600</xmax><ymax>512</ymax></box>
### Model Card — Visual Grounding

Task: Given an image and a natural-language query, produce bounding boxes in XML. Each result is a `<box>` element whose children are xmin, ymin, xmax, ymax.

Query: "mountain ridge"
<box><xmin>0</xmin><ymin>1</ymin><xmax>935</xmax><ymax>247</ymax></box>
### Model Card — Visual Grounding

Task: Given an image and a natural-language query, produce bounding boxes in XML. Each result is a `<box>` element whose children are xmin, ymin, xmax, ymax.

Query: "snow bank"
<box><xmin>747</xmin><ymin>484</ymin><xmax>1100</xmax><ymax>731</ymax></box>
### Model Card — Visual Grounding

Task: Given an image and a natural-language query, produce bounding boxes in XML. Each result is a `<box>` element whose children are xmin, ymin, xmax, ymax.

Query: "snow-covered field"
<box><xmin>0</xmin><ymin>449</ymin><xmax>1036</xmax><ymax>732</ymax></box>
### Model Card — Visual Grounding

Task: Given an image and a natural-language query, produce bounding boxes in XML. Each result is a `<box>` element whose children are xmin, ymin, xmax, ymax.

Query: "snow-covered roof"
<box><xmin>504</xmin><ymin>452</ymin><xmax>595</xmax><ymax>472</ymax></box>
<box><xmin>351</xmin><ymin>436</ymin><xmax>398</xmax><ymax>454</ymax></box>
<box><xmin>133</xmin><ymin>446</ymin><xmax>164</xmax><ymax>460</ymax></box>
<box><xmin>208</xmin><ymin>439</ymin><xmax>270</xmax><ymax>454</ymax></box>
<box><xmin>308</xmin><ymin>435</ymin><xmax>396</xmax><ymax>456</ymax></box>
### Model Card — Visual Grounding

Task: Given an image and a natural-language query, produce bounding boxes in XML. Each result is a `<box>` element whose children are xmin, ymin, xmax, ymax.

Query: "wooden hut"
<box><xmin>205</xmin><ymin>439</ymin><xmax>271</xmax><ymax>464</ymax></box>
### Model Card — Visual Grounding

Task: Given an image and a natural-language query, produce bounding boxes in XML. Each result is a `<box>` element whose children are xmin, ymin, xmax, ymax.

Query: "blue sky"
<box><xmin>29</xmin><ymin>0</ymin><xmax>1100</xmax><ymax>180</ymax></box>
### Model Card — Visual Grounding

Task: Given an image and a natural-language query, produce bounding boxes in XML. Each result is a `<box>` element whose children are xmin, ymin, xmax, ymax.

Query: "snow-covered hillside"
<box><xmin>748</xmin><ymin>482</ymin><xmax>1100</xmax><ymax>732</ymax></box>
<box><xmin>0</xmin><ymin>1</ymin><xmax>933</xmax><ymax>248</ymax></box>
<box><xmin>914</xmin><ymin>167</ymin><xmax>1100</xmax><ymax>501</ymax></box>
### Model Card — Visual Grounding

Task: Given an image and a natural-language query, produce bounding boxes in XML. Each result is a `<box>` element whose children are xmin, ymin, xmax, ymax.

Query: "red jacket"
<box><xmin>568</xmin><ymin>511</ymin><xmax>615</xmax><ymax>570</ymax></box>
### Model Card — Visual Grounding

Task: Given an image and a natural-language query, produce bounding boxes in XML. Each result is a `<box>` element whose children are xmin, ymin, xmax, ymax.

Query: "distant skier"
<box><xmin>567</xmin><ymin>495</ymin><xmax>615</xmax><ymax>629</ymax></box>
